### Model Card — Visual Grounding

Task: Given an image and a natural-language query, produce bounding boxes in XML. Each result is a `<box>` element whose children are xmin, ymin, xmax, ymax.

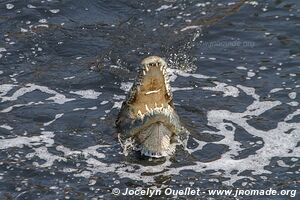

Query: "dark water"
<box><xmin>0</xmin><ymin>0</ymin><xmax>299</xmax><ymax>199</ymax></box>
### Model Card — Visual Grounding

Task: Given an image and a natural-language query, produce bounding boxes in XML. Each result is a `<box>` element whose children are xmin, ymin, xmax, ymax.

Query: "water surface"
<box><xmin>0</xmin><ymin>0</ymin><xmax>299</xmax><ymax>199</ymax></box>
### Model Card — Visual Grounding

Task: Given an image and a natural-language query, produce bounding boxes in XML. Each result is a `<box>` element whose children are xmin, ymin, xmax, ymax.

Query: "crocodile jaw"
<box><xmin>126</xmin><ymin>56</ymin><xmax>172</xmax><ymax>112</ymax></box>
<box><xmin>138</xmin><ymin>122</ymin><xmax>173</xmax><ymax>157</ymax></box>
<box><xmin>116</xmin><ymin>56</ymin><xmax>182</xmax><ymax>158</ymax></box>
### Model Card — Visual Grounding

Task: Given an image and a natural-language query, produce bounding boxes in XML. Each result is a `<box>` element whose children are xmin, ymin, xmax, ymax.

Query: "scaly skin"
<box><xmin>116</xmin><ymin>56</ymin><xmax>183</xmax><ymax>158</ymax></box>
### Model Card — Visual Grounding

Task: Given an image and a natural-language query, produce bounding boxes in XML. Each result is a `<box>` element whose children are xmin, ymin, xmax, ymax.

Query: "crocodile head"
<box><xmin>116</xmin><ymin>56</ymin><xmax>183</xmax><ymax>158</ymax></box>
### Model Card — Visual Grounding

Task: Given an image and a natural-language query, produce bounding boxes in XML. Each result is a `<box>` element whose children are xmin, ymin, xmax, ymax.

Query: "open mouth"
<box><xmin>127</xmin><ymin>56</ymin><xmax>172</xmax><ymax>117</ymax></box>
<box><xmin>117</xmin><ymin>56</ymin><xmax>183</xmax><ymax>157</ymax></box>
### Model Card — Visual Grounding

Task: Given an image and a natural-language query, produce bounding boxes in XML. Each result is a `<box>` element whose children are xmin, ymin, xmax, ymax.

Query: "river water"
<box><xmin>0</xmin><ymin>0</ymin><xmax>299</xmax><ymax>199</ymax></box>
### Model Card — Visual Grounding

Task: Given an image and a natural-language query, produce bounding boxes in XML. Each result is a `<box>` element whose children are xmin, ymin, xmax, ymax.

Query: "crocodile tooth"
<box><xmin>160</xmin><ymin>65</ymin><xmax>163</xmax><ymax>71</ymax></box>
<box><xmin>138</xmin><ymin>110</ymin><xmax>143</xmax><ymax>117</ymax></box>
<box><xmin>145</xmin><ymin>65</ymin><xmax>149</xmax><ymax>71</ymax></box>
<box><xmin>145</xmin><ymin>104</ymin><xmax>150</xmax><ymax>112</ymax></box>
<box><xmin>143</xmin><ymin>70</ymin><xmax>146</xmax><ymax>75</ymax></box>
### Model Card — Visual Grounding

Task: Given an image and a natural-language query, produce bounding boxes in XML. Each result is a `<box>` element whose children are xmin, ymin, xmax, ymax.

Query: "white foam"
<box><xmin>288</xmin><ymin>92</ymin><xmax>296</xmax><ymax>100</ymax></box>
<box><xmin>0</xmin><ymin>48</ymin><xmax>7</xmax><ymax>52</ymax></box>
<box><xmin>291</xmin><ymin>158</ymin><xmax>298</xmax><ymax>162</ymax></box>
<box><xmin>277</xmin><ymin>160</ymin><xmax>290</xmax><ymax>168</ymax></box>
<box><xmin>247</xmin><ymin>1</ymin><xmax>259</xmax><ymax>6</ymax></box>
<box><xmin>73</xmin><ymin>108</ymin><xmax>85</xmax><ymax>111</ymax></box>
<box><xmin>111</xmin><ymin>94</ymin><xmax>124</xmax><ymax>100</ymax></box>
<box><xmin>259</xmin><ymin>66</ymin><xmax>268</xmax><ymax>70</ymax></box>
<box><xmin>284</xmin><ymin>109</ymin><xmax>300</xmax><ymax>122</ymax></box>
<box><xmin>247</xmin><ymin>71</ymin><xmax>256</xmax><ymax>78</ymax></box>
<box><xmin>0</xmin><ymin>84</ymin><xmax>16</xmax><ymax>97</ymax></box>
<box><xmin>1</xmin><ymin>63</ymin><xmax>298</xmax><ymax>186</ymax></box>
<box><xmin>1</xmin><ymin>83</ymin><xmax>75</xmax><ymax>104</ymax></box>
<box><xmin>38</xmin><ymin>19</ymin><xmax>47</xmax><ymax>23</ymax></box>
<box><xmin>70</xmin><ymin>89</ymin><xmax>101</xmax><ymax>99</ymax></box>
<box><xmin>55</xmin><ymin>144</ymin><xmax>108</xmax><ymax>165</ymax></box>
<box><xmin>100</xmin><ymin>101</ymin><xmax>109</xmax><ymax>105</ymax></box>
<box><xmin>73</xmin><ymin>106</ymin><xmax>97</xmax><ymax>111</ymax></box>
<box><xmin>21</xmin><ymin>28</ymin><xmax>28</xmax><ymax>33</ymax></box>
<box><xmin>49</xmin><ymin>9</ymin><xmax>60</xmax><ymax>13</ymax></box>
<box><xmin>0</xmin><ymin>124</ymin><xmax>13</xmax><ymax>130</ymax></box>
<box><xmin>287</xmin><ymin>101</ymin><xmax>299</xmax><ymax>107</ymax></box>
<box><xmin>27</xmin><ymin>4</ymin><xmax>37</xmax><ymax>9</ymax></box>
<box><xmin>181</xmin><ymin>25</ymin><xmax>202</xmax><ymax>32</ymax></box>
<box><xmin>202</xmin><ymin>82</ymin><xmax>240</xmax><ymax>97</ymax></box>
<box><xmin>75</xmin><ymin>158</ymin><xmax>172</xmax><ymax>183</ymax></box>
<box><xmin>43</xmin><ymin>113</ymin><xmax>64</xmax><ymax>126</ymax></box>
<box><xmin>88</xmin><ymin>106</ymin><xmax>97</xmax><ymax>110</ymax></box>
<box><xmin>237</xmin><ymin>85</ymin><xmax>259</xmax><ymax>99</ymax></box>
<box><xmin>111</xmin><ymin>95</ymin><xmax>126</xmax><ymax>110</ymax></box>
<box><xmin>236</xmin><ymin>66</ymin><xmax>247</xmax><ymax>70</ymax></box>
<box><xmin>104</xmin><ymin>69</ymin><xmax>300</xmax><ymax>184</ymax></box>
<box><xmin>172</xmin><ymin>87</ymin><xmax>194</xmax><ymax>92</ymax></box>
<box><xmin>110</xmin><ymin>65</ymin><xmax>121</xmax><ymax>69</ymax></box>
<box><xmin>63</xmin><ymin>76</ymin><xmax>75</xmax><ymax>80</ymax></box>
<box><xmin>35</xmin><ymin>24</ymin><xmax>49</xmax><ymax>28</ymax></box>
<box><xmin>196</xmin><ymin>3</ymin><xmax>206</xmax><ymax>7</ymax></box>
<box><xmin>112</xmin><ymin>101</ymin><xmax>123</xmax><ymax>109</ymax></box>
<box><xmin>0</xmin><ymin>131</ymin><xmax>54</xmax><ymax>150</ymax></box>
<box><xmin>56</xmin><ymin>145</ymin><xmax>82</xmax><ymax>156</ymax></box>
<box><xmin>1</xmin><ymin>101</ymin><xmax>44</xmax><ymax>113</ymax></box>
<box><xmin>167</xmin><ymin>68</ymin><xmax>215</xmax><ymax>82</ymax></box>
<box><xmin>76</xmin><ymin>84</ymin><xmax>298</xmax><ymax>184</ymax></box>
<box><xmin>156</xmin><ymin>5</ymin><xmax>173</xmax><ymax>11</ymax></box>
<box><xmin>0</xmin><ymin>131</ymin><xmax>111</xmax><ymax>169</ymax></box>
<box><xmin>120</xmin><ymin>82</ymin><xmax>133</xmax><ymax>92</ymax></box>
<box><xmin>168</xmin><ymin>97</ymin><xmax>298</xmax><ymax>185</ymax></box>
<box><xmin>270</xmin><ymin>88</ymin><xmax>283</xmax><ymax>93</ymax></box>
<box><xmin>6</xmin><ymin>4</ymin><xmax>14</xmax><ymax>9</ymax></box>
<box><xmin>26</xmin><ymin>146</ymin><xmax>65</xmax><ymax>167</ymax></box>
<box><xmin>1</xmin><ymin>84</ymin><xmax>299</xmax><ymax>184</ymax></box>
<box><xmin>62</xmin><ymin>168</ymin><xmax>77</xmax><ymax>173</ymax></box>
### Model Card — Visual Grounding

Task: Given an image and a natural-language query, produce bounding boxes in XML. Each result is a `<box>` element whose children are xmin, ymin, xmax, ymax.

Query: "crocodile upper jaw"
<box><xmin>126</xmin><ymin>56</ymin><xmax>172</xmax><ymax>117</ymax></box>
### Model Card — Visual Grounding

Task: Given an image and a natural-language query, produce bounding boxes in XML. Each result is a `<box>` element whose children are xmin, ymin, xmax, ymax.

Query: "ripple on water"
<box><xmin>0</xmin><ymin>0</ymin><xmax>299</xmax><ymax>198</ymax></box>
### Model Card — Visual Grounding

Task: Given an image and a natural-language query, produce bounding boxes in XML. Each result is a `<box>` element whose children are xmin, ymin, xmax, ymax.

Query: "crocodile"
<box><xmin>116</xmin><ymin>56</ymin><xmax>184</xmax><ymax>158</ymax></box>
